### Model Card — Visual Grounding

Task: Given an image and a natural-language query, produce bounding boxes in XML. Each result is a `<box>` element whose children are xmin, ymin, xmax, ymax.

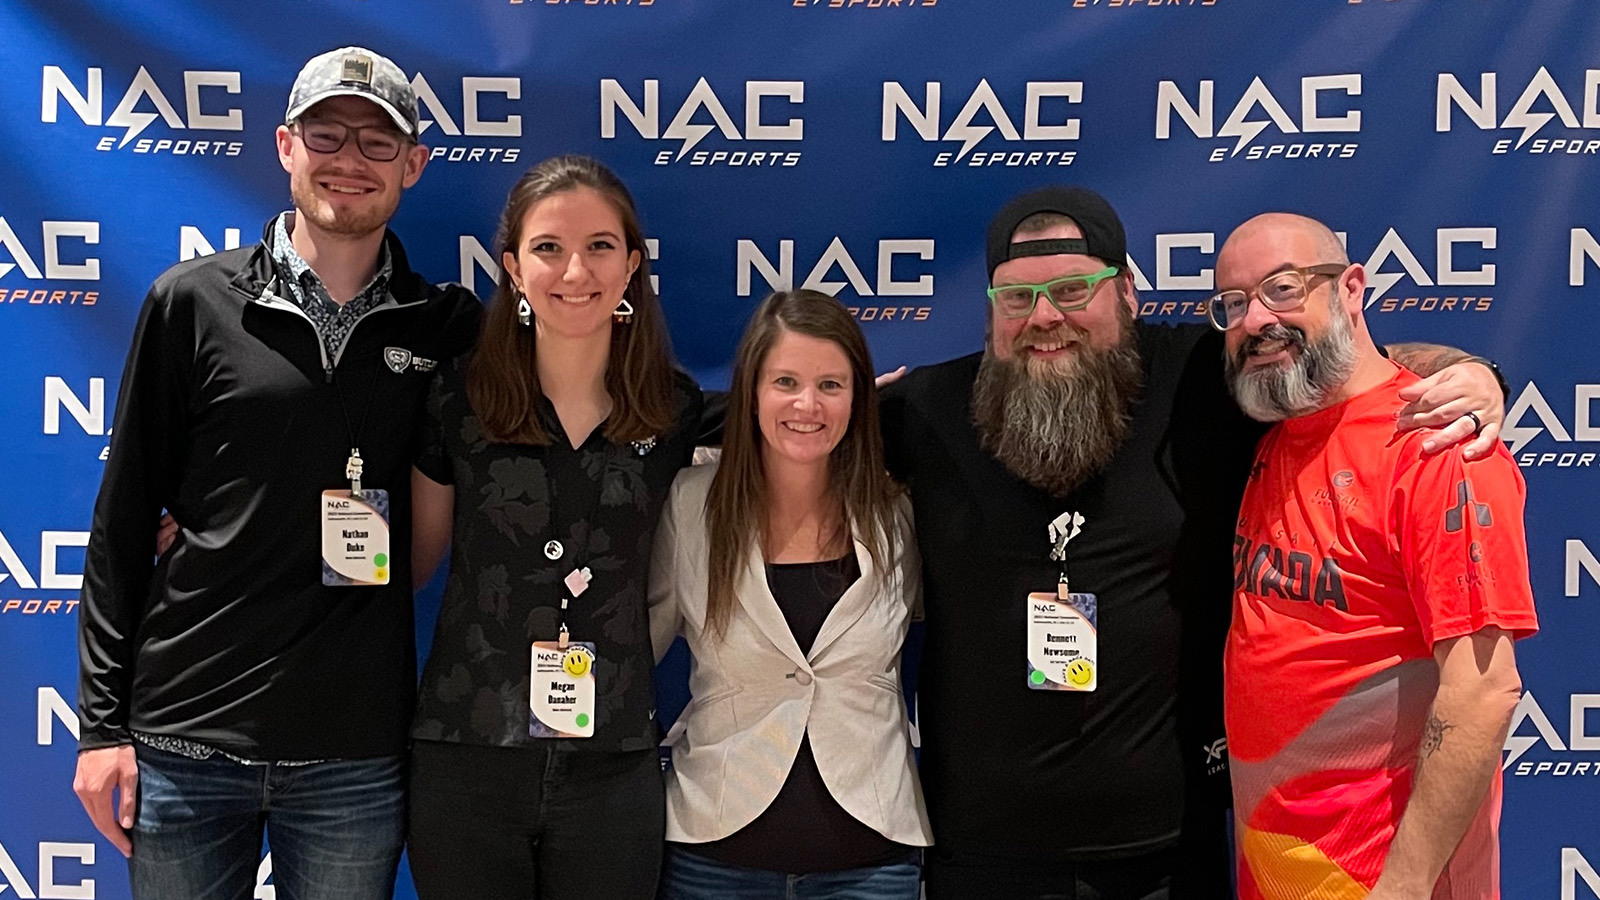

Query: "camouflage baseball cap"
<box><xmin>284</xmin><ymin>47</ymin><xmax>419</xmax><ymax>136</ymax></box>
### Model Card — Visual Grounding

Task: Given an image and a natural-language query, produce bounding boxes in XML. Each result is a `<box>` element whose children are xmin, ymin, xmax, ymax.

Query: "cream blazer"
<box><xmin>648</xmin><ymin>462</ymin><xmax>932</xmax><ymax>847</ymax></box>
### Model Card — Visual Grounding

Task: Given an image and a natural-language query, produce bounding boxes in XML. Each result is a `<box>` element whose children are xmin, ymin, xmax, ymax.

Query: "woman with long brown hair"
<box><xmin>649</xmin><ymin>289</ymin><xmax>931</xmax><ymax>899</ymax></box>
<box><xmin>406</xmin><ymin>154</ymin><xmax>702</xmax><ymax>899</ymax></box>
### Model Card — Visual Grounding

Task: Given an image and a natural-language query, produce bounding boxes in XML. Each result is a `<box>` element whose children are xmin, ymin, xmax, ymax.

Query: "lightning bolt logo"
<box><xmin>942</xmin><ymin>79</ymin><xmax>1019</xmax><ymax>162</ymax></box>
<box><xmin>1501</xmin><ymin>417</ymin><xmax>1545</xmax><ymax>457</ymax></box>
<box><xmin>1501</xmin><ymin>691</ymin><xmax>1565</xmax><ymax>771</ymax></box>
<box><xmin>104</xmin><ymin>66</ymin><xmax>185</xmax><ymax>148</ymax></box>
<box><xmin>946</xmin><ymin>122</ymin><xmax>994</xmax><ymax>163</ymax></box>
<box><xmin>1358</xmin><ymin>228</ymin><xmax>1433</xmax><ymax>310</ymax></box>
<box><xmin>1362</xmin><ymin>270</ymin><xmax>1406</xmax><ymax>310</ymax></box>
<box><xmin>1219</xmin><ymin>117</ymin><xmax>1272</xmax><ymax>158</ymax></box>
<box><xmin>661</xmin><ymin>77</ymin><xmax>740</xmax><ymax>162</ymax></box>
<box><xmin>1216</xmin><ymin>77</ymin><xmax>1298</xmax><ymax>157</ymax></box>
<box><xmin>0</xmin><ymin>217</ymin><xmax>43</xmax><ymax>283</ymax></box>
<box><xmin>1501</xmin><ymin>66</ymin><xmax>1581</xmax><ymax>150</ymax></box>
<box><xmin>1502</xmin><ymin>733</ymin><xmax>1541</xmax><ymax>771</ymax></box>
<box><xmin>1500</xmin><ymin>383</ymin><xmax>1569</xmax><ymax>455</ymax></box>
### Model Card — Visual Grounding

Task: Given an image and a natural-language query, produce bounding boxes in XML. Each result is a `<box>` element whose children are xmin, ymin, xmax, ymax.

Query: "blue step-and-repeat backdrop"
<box><xmin>2</xmin><ymin>1</ymin><xmax>1598</xmax><ymax>897</ymax></box>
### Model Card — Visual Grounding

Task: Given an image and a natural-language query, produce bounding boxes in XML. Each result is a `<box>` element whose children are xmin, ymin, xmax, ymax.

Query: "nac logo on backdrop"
<box><xmin>0</xmin><ymin>218</ymin><xmax>100</xmax><ymax>309</ymax></box>
<box><xmin>1502</xmin><ymin>691</ymin><xmax>1600</xmax><ymax>778</ymax></box>
<box><xmin>736</xmin><ymin>237</ymin><xmax>934</xmax><ymax>323</ymax></box>
<box><xmin>1349</xmin><ymin>226</ymin><xmax>1495</xmax><ymax>315</ymax></box>
<box><xmin>1438</xmin><ymin>67</ymin><xmax>1600</xmax><ymax>156</ymax></box>
<box><xmin>601</xmin><ymin>78</ymin><xmax>804</xmax><ymax>167</ymax></box>
<box><xmin>0</xmin><ymin>838</ymin><xmax>96</xmax><ymax>900</ymax></box>
<box><xmin>41</xmin><ymin>65</ymin><xmax>243</xmax><ymax>156</ymax></box>
<box><xmin>1156</xmin><ymin>74</ymin><xmax>1361</xmax><ymax>162</ymax></box>
<box><xmin>0</xmin><ymin>527</ymin><xmax>87</xmax><ymax>614</ymax></box>
<box><xmin>881</xmin><ymin>80</ymin><xmax>1082</xmax><ymax>168</ymax></box>
<box><xmin>1501</xmin><ymin>382</ymin><xmax>1600</xmax><ymax>468</ymax></box>
<box><xmin>410</xmin><ymin>73</ymin><xmax>523</xmax><ymax>164</ymax></box>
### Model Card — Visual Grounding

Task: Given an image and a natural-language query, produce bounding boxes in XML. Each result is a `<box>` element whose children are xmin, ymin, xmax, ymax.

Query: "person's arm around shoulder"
<box><xmin>1385</xmin><ymin>343</ymin><xmax>1508</xmax><ymax>460</ymax></box>
<box><xmin>75</xmin><ymin>277</ymin><xmax>195</xmax><ymax>857</ymax></box>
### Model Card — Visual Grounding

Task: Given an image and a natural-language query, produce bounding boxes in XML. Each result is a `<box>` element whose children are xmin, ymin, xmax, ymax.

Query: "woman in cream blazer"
<box><xmin>649</xmin><ymin>290</ymin><xmax>931</xmax><ymax>898</ymax></box>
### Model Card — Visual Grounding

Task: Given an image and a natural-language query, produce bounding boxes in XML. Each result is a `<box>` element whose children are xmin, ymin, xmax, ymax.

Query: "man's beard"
<box><xmin>289</xmin><ymin>168</ymin><xmax>398</xmax><ymax>239</ymax></box>
<box><xmin>971</xmin><ymin>318</ymin><xmax>1144</xmax><ymax>498</ymax></box>
<box><xmin>1225</xmin><ymin>295</ymin><xmax>1358</xmax><ymax>422</ymax></box>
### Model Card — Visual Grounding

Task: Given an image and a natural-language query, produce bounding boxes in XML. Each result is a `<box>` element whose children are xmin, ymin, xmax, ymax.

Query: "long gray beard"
<box><xmin>971</xmin><ymin>334</ymin><xmax>1144</xmax><ymax>498</ymax></box>
<box><xmin>1226</xmin><ymin>299</ymin><xmax>1358</xmax><ymax>422</ymax></box>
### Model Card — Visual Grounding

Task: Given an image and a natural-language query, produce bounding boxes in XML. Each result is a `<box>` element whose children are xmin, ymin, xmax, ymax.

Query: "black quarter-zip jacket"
<box><xmin>78</xmin><ymin>220</ymin><xmax>481</xmax><ymax>759</ymax></box>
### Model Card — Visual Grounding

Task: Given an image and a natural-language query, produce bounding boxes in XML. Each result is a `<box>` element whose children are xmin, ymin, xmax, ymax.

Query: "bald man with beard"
<box><xmin>876</xmin><ymin>188</ymin><xmax>1509</xmax><ymax>900</ymax></box>
<box><xmin>1217</xmin><ymin>213</ymin><xmax>1536</xmax><ymax>900</ymax></box>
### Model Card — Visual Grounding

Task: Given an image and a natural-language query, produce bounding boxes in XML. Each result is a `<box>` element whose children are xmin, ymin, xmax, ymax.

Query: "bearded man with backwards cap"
<box><xmin>877</xmin><ymin>187</ymin><xmax>1507</xmax><ymax>899</ymax></box>
<box><xmin>73</xmin><ymin>47</ymin><xmax>479</xmax><ymax>899</ymax></box>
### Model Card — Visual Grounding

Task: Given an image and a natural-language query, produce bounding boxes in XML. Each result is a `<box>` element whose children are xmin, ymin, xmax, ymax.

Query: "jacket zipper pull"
<box><xmin>324</xmin><ymin>365</ymin><xmax>334</xmax><ymax>385</ymax></box>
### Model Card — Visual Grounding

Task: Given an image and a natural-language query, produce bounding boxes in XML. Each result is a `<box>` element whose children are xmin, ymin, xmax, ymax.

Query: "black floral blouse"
<box><xmin>412</xmin><ymin>357</ymin><xmax>703</xmax><ymax>753</ymax></box>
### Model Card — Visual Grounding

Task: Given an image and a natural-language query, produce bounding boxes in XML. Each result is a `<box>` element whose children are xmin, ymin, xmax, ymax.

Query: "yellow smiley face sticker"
<box><xmin>1065</xmin><ymin>658</ymin><xmax>1094</xmax><ymax>687</ymax></box>
<box><xmin>562</xmin><ymin>648</ymin><xmax>593</xmax><ymax>678</ymax></box>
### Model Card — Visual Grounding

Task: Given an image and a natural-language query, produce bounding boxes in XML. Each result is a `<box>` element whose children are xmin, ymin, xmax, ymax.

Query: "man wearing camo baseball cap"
<box><xmin>74</xmin><ymin>46</ymin><xmax>480</xmax><ymax>900</ymax></box>
<box><xmin>286</xmin><ymin>46</ymin><xmax>421</xmax><ymax>136</ymax></box>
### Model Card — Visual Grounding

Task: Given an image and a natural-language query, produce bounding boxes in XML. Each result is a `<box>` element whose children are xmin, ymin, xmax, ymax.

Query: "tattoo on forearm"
<box><xmin>1385</xmin><ymin>342</ymin><xmax>1471</xmax><ymax>378</ymax></box>
<box><xmin>1421</xmin><ymin>714</ymin><xmax>1455</xmax><ymax>757</ymax></box>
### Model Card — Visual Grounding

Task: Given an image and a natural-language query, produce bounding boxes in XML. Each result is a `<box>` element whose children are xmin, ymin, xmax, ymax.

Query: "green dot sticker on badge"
<box><xmin>529</xmin><ymin>640</ymin><xmax>596</xmax><ymax>739</ymax></box>
<box><xmin>1026</xmin><ymin>590</ymin><xmax>1099</xmax><ymax>692</ymax></box>
<box><xmin>320</xmin><ymin>489</ymin><xmax>391</xmax><ymax>586</ymax></box>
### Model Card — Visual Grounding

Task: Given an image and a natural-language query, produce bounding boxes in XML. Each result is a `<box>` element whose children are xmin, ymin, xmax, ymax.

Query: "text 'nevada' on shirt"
<box><xmin>411</xmin><ymin>357</ymin><xmax>703</xmax><ymax>753</ymax></box>
<box><xmin>78</xmin><ymin>219</ymin><xmax>482</xmax><ymax>760</ymax></box>
<box><xmin>878</xmin><ymin>321</ymin><xmax>1263</xmax><ymax>861</ymax></box>
<box><xmin>1225</xmin><ymin>363</ymin><xmax>1538</xmax><ymax>900</ymax></box>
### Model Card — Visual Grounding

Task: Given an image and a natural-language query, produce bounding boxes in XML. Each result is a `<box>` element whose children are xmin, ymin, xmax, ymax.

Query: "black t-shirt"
<box><xmin>878</xmin><ymin>322</ymin><xmax>1263</xmax><ymax>866</ymax></box>
<box><xmin>685</xmin><ymin>553</ymin><xmax>915</xmax><ymax>873</ymax></box>
<box><xmin>412</xmin><ymin>357</ymin><xmax>703</xmax><ymax>753</ymax></box>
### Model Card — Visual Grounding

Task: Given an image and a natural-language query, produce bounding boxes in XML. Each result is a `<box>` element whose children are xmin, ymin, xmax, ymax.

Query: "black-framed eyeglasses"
<box><xmin>292</xmin><ymin>119</ymin><xmax>412</xmax><ymax>162</ymax></box>
<box><xmin>1205</xmin><ymin>264</ymin><xmax>1349</xmax><ymax>331</ymax></box>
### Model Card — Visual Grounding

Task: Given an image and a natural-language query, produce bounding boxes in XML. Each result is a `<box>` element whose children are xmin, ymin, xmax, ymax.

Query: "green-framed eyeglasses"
<box><xmin>986</xmin><ymin>267</ymin><xmax>1121</xmax><ymax>319</ymax></box>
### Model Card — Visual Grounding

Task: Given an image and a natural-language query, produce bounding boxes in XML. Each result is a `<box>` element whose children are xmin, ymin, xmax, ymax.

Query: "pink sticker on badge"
<box><xmin>564</xmin><ymin>567</ymin><xmax>592</xmax><ymax>597</ymax></box>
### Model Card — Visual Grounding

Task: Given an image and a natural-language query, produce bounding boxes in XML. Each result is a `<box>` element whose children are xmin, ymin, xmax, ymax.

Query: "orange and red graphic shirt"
<box><xmin>1225</xmin><ymin>364</ymin><xmax>1538</xmax><ymax>900</ymax></box>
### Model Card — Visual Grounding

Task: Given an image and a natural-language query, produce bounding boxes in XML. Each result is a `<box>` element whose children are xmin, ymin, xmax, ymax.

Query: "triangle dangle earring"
<box><xmin>613</xmin><ymin>297</ymin><xmax>635</xmax><ymax>325</ymax></box>
<box><xmin>516</xmin><ymin>293</ymin><xmax>532</xmax><ymax>327</ymax></box>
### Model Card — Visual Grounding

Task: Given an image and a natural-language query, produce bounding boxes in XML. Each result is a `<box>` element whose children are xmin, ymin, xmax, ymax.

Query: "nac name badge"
<box><xmin>1027</xmin><ymin>591</ymin><xmax>1098</xmax><ymax>691</ymax></box>
<box><xmin>530</xmin><ymin>641</ymin><xmax>597</xmax><ymax>738</ymax></box>
<box><xmin>1029</xmin><ymin>509</ymin><xmax>1096</xmax><ymax>690</ymax></box>
<box><xmin>320</xmin><ymin>489</ymin><xmax>390</xmax><ymax>586</ymax></box>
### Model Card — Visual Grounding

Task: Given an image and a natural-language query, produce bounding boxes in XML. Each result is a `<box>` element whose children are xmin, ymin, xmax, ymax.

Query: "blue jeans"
<box><xmin>128</xmin><ymin>743</ymin><xmax>405</xmax><ymax>900</ymax></box>
<box><xmin>659</xmin><ymin>847</ymin><xmax>921</xmax><ymax>900</ymax></box>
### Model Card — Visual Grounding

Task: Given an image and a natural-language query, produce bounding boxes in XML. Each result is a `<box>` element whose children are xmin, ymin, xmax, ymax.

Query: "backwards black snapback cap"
<box><xmin>985</xmin><ymin>186</ymin><xmax>1128</xmax><ymax>279</ymax></box>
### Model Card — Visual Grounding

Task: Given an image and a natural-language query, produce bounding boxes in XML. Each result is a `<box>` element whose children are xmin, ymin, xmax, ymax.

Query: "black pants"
<box><xmin>407</xmin><ymin>739</ymin><xmax>664</xmax><ymax>900</ymax></box>
<box><xmin>924</xmin><ymin>844</ymin><xmax>1174</xmax><ymax>900</ymax></box>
